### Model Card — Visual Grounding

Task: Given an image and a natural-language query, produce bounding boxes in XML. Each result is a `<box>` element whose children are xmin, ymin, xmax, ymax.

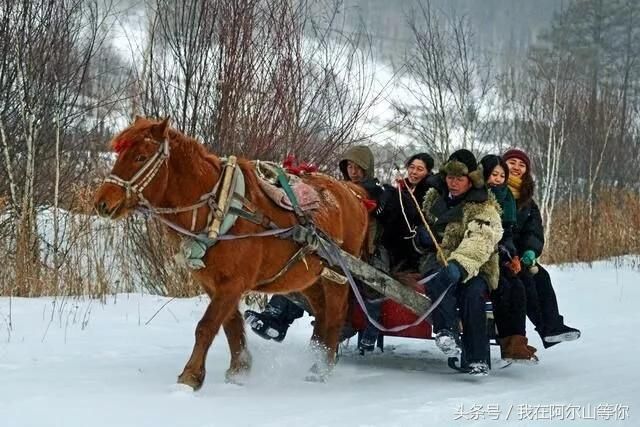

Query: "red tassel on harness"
<box><xmin>282</xmin><ymin>154</ymin><xmax>318</xmax><ymax>175</ymax></box>
<box><xmin>362</xmin><ymin>198</ymin><xmax>377</xmax><ymax>212</ymax></box>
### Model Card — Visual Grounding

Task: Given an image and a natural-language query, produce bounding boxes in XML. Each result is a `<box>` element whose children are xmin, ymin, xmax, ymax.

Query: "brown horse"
<box><xmin>93</xmin><ymin>116</ymin><xmax>369</xmax><ymax>389</ymax></box>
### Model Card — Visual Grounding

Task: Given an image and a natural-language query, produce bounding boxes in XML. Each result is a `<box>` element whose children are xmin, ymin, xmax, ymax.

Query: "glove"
<box><xmin>414</xmin><ymin>225</ymin><xmax>433</xmax><ymax>249</ymax></box>
<box><xmin>374</xmin><ymin>187</ymin><xmax>394</xmax><ymax>218</ymax></box>
<box><xmin>506</xmin><ymin>256</ymin><xmax>522</xmax><ymax>274</ymax></box>
<box><xmin>443</xmin><ymin>262</ymin><xmax>462</xmax><ymax>284</ymax></box>
<box><xmin>521</xmin><ymin>250</ymin><xmax>537</xmax><ymax>267</ymax></box>
<box><xmin>424</xmin><ymin>262</ymin><xmax>463</xmax><ymax>298</ymax></box>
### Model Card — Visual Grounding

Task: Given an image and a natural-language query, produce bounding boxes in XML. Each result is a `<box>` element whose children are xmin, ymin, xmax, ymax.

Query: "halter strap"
<box><xmin>104</xmin><ymin>137</ymin><xmax>169</xmax><ymax>207</ymax></box>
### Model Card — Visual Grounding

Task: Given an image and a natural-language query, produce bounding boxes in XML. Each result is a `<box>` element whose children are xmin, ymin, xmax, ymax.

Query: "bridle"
<box><xmin>104</xmin><ymin>137</ymin><xmax>170</xmax><ymax>208</ymax></box>
<box><xmin>101</xmin><ymin>135</ymin><xmax>242</xmax><ymax>236</ymax></box>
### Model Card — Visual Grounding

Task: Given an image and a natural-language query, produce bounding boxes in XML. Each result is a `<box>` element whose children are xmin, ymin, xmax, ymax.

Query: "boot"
<box><xmin>468</xmin><ymin>361</ymin><xmax>490</xmax><ymax>376</ymax></box>
<box><xmin>500</xmin><ymin>335</ymin><xmax>539</xmax><ymax>364</ymax></box>
<box><xmin>543</xmin><ymin>324</ymin><xmax>581</xmax><ymax>344</ymax></box>
<box><xmin>244</xmin><ymin>309</ymin><xmax>289</xmax><ymax>342</ymax></box>
<box><xmin>434</xmin><ymin>329</ymin><xmax>462</xmax><ymax>358</ymax></box>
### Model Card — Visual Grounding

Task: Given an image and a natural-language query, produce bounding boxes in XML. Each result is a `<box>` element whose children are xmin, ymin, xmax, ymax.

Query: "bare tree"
<box><xmin>396</xmin><ymin>0</ymin><xmax>493</xmax><ymax>162</ymax></box>
<box><xmin>0</xmin><ymin>0</ymin><xmax>120</xmax><ymax>295</ymax></box>
<box><xmin>132</xmin><ymin>0</ymin><xmax>375</xmax><ymax>163</ymax></box>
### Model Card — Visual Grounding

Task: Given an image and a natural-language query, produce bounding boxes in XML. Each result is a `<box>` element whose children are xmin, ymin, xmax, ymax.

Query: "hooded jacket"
<box><xmin>339</xmin><ymin>145</ymin><xmax>383</xmax><ymax>200</ymax></box>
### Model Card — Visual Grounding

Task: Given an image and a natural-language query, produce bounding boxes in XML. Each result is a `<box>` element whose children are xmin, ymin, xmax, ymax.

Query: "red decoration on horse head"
<box><xmin>112</xmin><ymin>138</ymin><xmax>135</xmax><ymax>155</ymax></box>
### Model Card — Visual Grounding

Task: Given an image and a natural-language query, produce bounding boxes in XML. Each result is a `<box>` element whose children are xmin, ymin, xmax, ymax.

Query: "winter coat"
<box><xmin>513</xmin><ymin>199</ymin><xmax>544</xmax><ymax>258</ymax></box>
<box><xmin>421</xmin><ymin>186</ymin><xmax>503</xmax><ymax>290</ymax></box>
<box><xmin>338</xmin><ymin>145</ymin><xmax>385</xmax><ymax>255</ymax></box>
<box><xmin>378</xmin><ymin>176</ymin><xmax>433</xmax><ymax>271</ymax></box>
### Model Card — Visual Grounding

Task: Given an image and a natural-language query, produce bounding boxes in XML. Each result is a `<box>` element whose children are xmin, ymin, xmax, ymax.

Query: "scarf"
<box><xmin>507</xmin><ymin>175</ymin><xmax>522</xmax><ymax>201</ymax></box>
<box><xmin>489</xmin><ymin>184</ymin><xmax>517</xmax><ymax>224</ymax></box>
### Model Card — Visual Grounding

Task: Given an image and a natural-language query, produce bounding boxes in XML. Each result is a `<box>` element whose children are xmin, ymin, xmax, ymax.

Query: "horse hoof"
<box><xmin>169</xmin><ymin>383</ymin><xmax>195</xmax><ymax>394</ymax></box>
<box><xmin>225</xmin><ymin>369</ymin><xmax>249</xmax><ymax>385</ymax></box>
<box><xmin>305</xmin><ymin>363</ymin><xmax>331</xmax><ymax>383</ymax></box>
<box><xmin>177</xmin><ymin>371</ymin><xmax>204</xmax><ymax>391</ymax></box>
<box><xmin>305</xmin><ymin>373</ymin><xmax>327</xmax><ymax>383</ymax></box>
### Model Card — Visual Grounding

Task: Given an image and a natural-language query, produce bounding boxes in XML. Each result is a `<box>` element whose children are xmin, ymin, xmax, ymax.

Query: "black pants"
<box><xmin>518</xmin><ymin>264</ymin><xmax>565</xmax><ymax>338</ymax></box>
<box><xmin>429</xmin><ymin>275</ymin><xmax>490</xmax><ymax>364</ymax></box>
<box><xmin>265</xmin><ymin>295</ymin><xmax>305</xmax><ymax>325</ymax></box>
<box><xmin>490</xmin><ymin>266</ymin><xmax>527</xmax><ymax>338</ymax></box>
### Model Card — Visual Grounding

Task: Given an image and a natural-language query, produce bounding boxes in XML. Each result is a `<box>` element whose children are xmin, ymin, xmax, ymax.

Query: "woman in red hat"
<box><xmin>503</xmin><ymin>148</ymin><xmax>581</xmax><ymax>348</ymax></box>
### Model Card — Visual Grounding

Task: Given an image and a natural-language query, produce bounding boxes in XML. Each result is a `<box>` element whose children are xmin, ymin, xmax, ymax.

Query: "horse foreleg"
<box><xmin>177</xmin><ymin>291</ymin><xmax>241</xmax><ymax>390</ymax></box>
<box><xmin>222</xmin><ymin>308</ymin><xmax>251</xmax><ymax>384</ymax></box>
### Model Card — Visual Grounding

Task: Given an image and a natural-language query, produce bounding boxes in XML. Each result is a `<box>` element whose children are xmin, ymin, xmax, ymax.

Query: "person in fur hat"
<box><xmin>417</xmin><ymin>149</ymin><xmax>503</xmax><ymax>376</ymax></box>
<box><xmin>480</xmin><ymin>154</ymin><xmax>538</xmax><ymax>364</ymax></box>
<box><xmin>502</xmin><ymin>148</ymin><xmax>581</xmax><ymax>348</ymax></box>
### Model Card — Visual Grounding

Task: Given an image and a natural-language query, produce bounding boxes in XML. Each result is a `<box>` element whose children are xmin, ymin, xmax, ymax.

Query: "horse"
<box><xmin>93</xmin><ymin>116</ymin><xmax>369</xmax><ymax>390</ymax></box>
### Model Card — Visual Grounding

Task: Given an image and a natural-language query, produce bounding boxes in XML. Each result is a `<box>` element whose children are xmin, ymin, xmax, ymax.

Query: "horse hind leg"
<box><xmin>177</xmin><ymin>289</ymin><xmax>243</xmax><ymax>390</ymax></box>
<box><xmin>223</xmin><ymin>307</ymin><xmax>252</xmax><ymax>384</ymax></box>
<box><xmin>300</xmin><ymin>282</ymin><xmax>325</xmax><ymax>345</ymax></box>
<box><xmin>306</xmin><ymin>278</ymin><xmax>349</xmax><ymax>382</ymax></box>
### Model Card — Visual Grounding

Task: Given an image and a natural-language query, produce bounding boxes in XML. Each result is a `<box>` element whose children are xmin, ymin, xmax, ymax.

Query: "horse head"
<box><xmin>94</xmin><ymin>116</ymin><xmax>171</xmax><ymax>219</ymax></box>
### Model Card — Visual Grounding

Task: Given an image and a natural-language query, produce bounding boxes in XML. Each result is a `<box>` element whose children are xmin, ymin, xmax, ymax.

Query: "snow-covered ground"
<box><xmin>1</xmin><ymin>259</ymin><xmax>637</xmax><ymax>427</ymax></box>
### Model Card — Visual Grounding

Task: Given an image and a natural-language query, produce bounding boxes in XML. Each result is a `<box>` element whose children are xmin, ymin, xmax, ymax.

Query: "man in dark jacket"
<box><xmin>418</xmin><ymin>149</ymin><xmax>503</xmax><ymax>376</ymax></box>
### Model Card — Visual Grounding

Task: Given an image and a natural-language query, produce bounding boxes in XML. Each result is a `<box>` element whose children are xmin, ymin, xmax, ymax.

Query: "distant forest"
<box><xmin>340</xmin><ymin>0</ymin><xmax>562</xmax><ymax>65</ymax></box>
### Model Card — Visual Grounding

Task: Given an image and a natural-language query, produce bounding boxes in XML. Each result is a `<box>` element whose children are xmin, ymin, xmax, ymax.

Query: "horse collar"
<box><xmin>214</xmin><ymin>157</ymin><xmax>246</xmax><ymax>237</ymax></box>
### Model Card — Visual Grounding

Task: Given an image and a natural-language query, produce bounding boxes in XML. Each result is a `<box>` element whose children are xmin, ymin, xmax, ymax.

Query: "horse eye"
<box><xmin>135</xmin><ymin>155</ymin><xmax>147</xmax><ymax>162</ymax></box>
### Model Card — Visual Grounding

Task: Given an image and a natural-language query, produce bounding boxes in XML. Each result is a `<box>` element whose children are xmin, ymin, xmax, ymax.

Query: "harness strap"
<box><xmin>229</xmin><ymin>193</ymin><xmax>279</xmax><ymax>229</ymax></box>
<box><xmin>256</xmin><ymin>245</ymin><xmax>314</xmax><ymax>286</ymax></box>
<box><xmin>323</xmin><ymin>236</ymin><xmax>451</xmax><ymax>333</ymax></box>
<box><xmin>275</xmin><ymin>166</ymin><xmax>308</xmax><ymax>225</ymax></box>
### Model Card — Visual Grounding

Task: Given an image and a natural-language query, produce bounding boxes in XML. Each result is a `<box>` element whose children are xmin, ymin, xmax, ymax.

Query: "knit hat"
<box><xmin>442</xmin><ymin>149</ymin><xmax>484</xmax><ymax>188</ymax></box>
<box><xmin>502</xmin><ymin>148</ymin><xmax>531</xmax><ymax>172</ymax></box>
<box><xmin>405</xmin><ymin>152</ymin><xmax>435</xmax><ymax>171</ymax></box>
<box><xmin>480</xmin><ymin>154</ymin><xmax>509</xmax><ymax>183</ymax></box>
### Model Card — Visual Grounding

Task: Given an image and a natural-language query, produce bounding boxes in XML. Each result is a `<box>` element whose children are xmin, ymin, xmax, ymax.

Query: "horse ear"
<box><xmin>134</xmin><ymin>115</ymin><xmax>144</xmax><ymax>123</ymax></box>
<box><xmin>151</xmin><ymin>116</ymin><xmax>170</xmax><ymax>139</ymax></box>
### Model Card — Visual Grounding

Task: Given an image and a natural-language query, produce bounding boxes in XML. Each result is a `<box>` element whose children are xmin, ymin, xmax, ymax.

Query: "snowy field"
<box><xmin>1</xmin><ymin>259</ymin><xmax>638</xmax><ymax>427</ymax></box>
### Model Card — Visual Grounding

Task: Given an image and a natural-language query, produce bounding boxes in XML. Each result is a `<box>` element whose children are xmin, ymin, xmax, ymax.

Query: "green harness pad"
<box><xmin>178</xmin><ymin>164</ymin><xmax>246</xmax><ymax>270</ymax></box>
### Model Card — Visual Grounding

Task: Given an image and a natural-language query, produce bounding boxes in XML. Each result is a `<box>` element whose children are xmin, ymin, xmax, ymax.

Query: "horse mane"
<box><xmin>166</xmin><ymin>128</ymin><xmax>220</xmax><ymax>171</ymax></box>
<box><xmin>110</xmin><ymin>119</ymin><xmax>220</xmax><ymax>172</ymax></box>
